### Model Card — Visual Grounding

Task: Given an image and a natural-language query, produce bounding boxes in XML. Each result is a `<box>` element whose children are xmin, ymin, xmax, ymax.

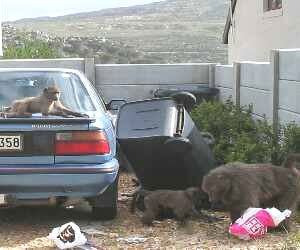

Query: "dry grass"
<box><xmin>0</xmin><ymin>172</ymin><xmax>299</xmax><ymax>249</ymax></box>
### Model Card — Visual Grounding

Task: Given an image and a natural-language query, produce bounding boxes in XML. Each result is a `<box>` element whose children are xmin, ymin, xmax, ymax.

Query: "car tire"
<box><xmin>91</xmin><ymin>174</ymin><xmax>119</xmax><ymax>220</ymax></box>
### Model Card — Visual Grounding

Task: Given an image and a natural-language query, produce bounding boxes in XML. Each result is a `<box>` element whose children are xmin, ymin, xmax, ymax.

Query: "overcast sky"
<box><xmin>2</xmin><ymin>0</ymin><xmax>160</xmax><ymax>21</ymax></box>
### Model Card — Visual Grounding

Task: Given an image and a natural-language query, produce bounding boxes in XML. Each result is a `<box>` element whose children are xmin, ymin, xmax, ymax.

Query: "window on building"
<box><xmin>267</xmin><ymin>0</ymin><xmax>282</xmax><ymax>11</ymax></box>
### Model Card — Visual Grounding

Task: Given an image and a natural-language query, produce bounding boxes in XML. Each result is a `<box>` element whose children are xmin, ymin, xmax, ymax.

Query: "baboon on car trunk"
<box><xmin>1</xmin><ymin>85</ymin><xmax>88</xmax><ymax>118</ymax></box>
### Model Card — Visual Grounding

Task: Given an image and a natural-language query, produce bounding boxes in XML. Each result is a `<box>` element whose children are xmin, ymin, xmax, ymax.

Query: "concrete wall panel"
<box><xmin>240</xmin><ymin>86</ymin><xmax>272</xmax><ymax>119</ymax></box>
<box><xmin>278</xmin><ymin>79</ymin><xmax>300</xmax><ymax>113</ymax></box>
<box><xmin>240</xmin><ymin>62</ymin><xmax>272</xmax><ymax>90</ymax></box>
<box><xmin>218</xmin><ymin>87</ymin><xmax>233</xmax><ymax>102</ymax></box>
<box><xmin>215</xmin><ymin>65</ymin><xmax>234</xmax><ymax>89</ymax></box>
<box><xmin>97</xmin><ymin>84</ymin><xmax>209</xmax><ymax>103</ymax></box>
<box><xmin>95</xmin><ymin>64</ymin><xmax>210</xmax><ymax>85</ymax></box>
<box><xmin>279</xmin><ymin>109</ymin><xmax>300</xmax><ymax>125</ymax></box>
<box><xmin>279</xmin><ymin>49</ymin><xmax>300</xmax><ymax>81</ymax></box>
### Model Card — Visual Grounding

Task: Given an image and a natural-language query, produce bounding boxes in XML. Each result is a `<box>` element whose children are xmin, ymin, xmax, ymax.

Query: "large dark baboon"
<box><xmin>202</xmin><ymin>162</ymin><xmax>300</xmax><ymax>231</ymax></box>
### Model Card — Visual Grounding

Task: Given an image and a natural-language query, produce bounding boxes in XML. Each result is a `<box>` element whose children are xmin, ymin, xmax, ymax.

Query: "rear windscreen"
<box><xmin>0</xmin><ymin>71</ymin><xmax>96</xmax><ymax>112</ymax></box>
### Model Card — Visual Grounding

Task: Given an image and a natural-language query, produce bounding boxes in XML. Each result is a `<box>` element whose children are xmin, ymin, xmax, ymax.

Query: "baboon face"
<box><xmin>44</xmin><ymin>86</ymin><xmax>60</xmax><ymax>101</ymax></box>
<box><xmin>185</xmin><ymin>187</ymin><xmax>210</xmax><ymax>210</ymax></box>
<box><xmin>202</xmin><ymin>173</ymin><xmax>231</xmax><ymax>205</ymax></box>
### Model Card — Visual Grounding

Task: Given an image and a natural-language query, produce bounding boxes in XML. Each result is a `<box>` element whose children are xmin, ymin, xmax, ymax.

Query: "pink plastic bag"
<box><xmin>229</xmin><ymin>207</ymin><xmax>291</xmax><ymax>240</ymax></box>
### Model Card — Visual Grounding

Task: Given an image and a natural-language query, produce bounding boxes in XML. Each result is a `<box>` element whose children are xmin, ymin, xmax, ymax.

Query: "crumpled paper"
<box><xmin>48</xmin><ymin>222</ymin><xmax>87</xmax><ymax>249</ymax></box>
<box><xmin>229</xmin><ymin>207</ymin><xmax>291</xmax><ymax>240</ymax></box>
<box><xmin>117</xmin><ymin>236</ymin><xmax>148</xmax><ymax>244</ymax></box>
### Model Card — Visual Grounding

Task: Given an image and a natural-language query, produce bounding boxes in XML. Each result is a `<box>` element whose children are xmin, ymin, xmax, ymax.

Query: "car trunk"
<box><xmin>0</xmin><ymin>117</ymin><xmax>93</xmax><ymax>165</ymax></box>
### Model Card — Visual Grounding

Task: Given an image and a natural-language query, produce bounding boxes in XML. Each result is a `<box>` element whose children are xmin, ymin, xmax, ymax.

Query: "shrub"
<box><xmin>3</xmin><ymin>40</ymin><xmax>59</xmax><ymax>59</ymax></box>
<box><xmin>277</xmin><ymin>123</ymin><xmax>300</xmax><ymax>164</ymax></box>
<box><xmin>190</xmin><ymin>99</ymin><xmax>298</xmax><ymax>165</ymax></box>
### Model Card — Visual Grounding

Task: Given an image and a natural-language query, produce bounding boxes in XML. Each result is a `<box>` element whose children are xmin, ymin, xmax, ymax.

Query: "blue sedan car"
<box><xmin>0</xmin><ymin>68</ymin><xmax>119</xmax><ymax>220</ymax></box>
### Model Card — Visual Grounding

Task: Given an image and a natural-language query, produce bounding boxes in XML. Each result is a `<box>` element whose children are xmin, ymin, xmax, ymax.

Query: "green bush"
<box><xmin>279</xmin><ymin>123</ymin><xmax>300</xmax><ymax>163</ymax></box>
<box><xmin>191</xmin><ymin>99</ymin><xmax>300</xmax><ymax>165</ymax></box>
<box><xmin>3</xmin><ymin>40</ymin><xmax>59</xmax><ymax>59</ymax></box>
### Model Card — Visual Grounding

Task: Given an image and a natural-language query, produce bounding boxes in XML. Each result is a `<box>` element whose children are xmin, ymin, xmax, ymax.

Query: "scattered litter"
<box><xmin>117</xmin><ymin>236</ymin><xmax>148</xmax><ymax>244</ymax></box>
<box><xmin>81</xmin><ymin>226</ymin><xmax>107</xmax><ymax>236</ymax></box>
<box><xmin>48</xmin><ymin>222</ymin><xmax>87</xmax><ymax>249</ymax></box>
<box><xmin>75</xmin><ymin>241</ymin><xmax>104</xmax><ymax>250</ymax></box>
<box><xmin>229</xmin><ymin>207</ymin><xmax>291</xmax><ymax>240</ymax></box>
<box><xmin>108</xmin><ymin>233</ymin><xmax>119</xmax><ymax>238</ymax></box>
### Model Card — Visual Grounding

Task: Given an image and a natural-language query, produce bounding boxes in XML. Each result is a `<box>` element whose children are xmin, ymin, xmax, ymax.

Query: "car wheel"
<box><xmin>91</xmin><ymin>174</ymin><xmax>119</xmax><ymax>220</ymax></box>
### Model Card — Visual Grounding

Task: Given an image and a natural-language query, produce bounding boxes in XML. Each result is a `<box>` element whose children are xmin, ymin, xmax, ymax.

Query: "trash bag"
<box><xmin>48</xmin><ymin>222</ymin><xmax>87</xmax><ymax>249</ymax></box>
<box><xmin>229</xmin><ymin>207</ymin><xmax>291</xmax><ymax>240</ymax></box>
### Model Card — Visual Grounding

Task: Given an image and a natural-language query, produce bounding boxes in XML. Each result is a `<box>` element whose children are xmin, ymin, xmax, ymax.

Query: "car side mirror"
<box><xmin>106</xmin><ymin>100</ymin><xmax>127</xmax><ymax>111</ymax></box>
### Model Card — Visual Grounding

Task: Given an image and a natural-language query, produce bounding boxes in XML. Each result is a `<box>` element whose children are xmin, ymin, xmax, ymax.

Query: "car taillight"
<box><xmin>55</xmin><ymin>131</ymin><xmax>110</xmax><ymax>155</ymax></box>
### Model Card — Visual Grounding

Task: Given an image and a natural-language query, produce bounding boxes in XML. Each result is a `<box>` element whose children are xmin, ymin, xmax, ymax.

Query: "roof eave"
<box><xmin>222</xmin><ymin>0</ymin><xmax>237</xmax><ymax>44</ymax></box>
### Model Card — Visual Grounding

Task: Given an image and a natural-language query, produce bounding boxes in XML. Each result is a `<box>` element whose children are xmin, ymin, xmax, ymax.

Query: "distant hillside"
<box><xmin>3</xmin><ymin>24</ymin><xmax>149</xmax><ymax>63</ymax></box>
<box><xmin>8</xmin><ymin>0</ymin><xmax>229</xmax><ymax>64</ymax></box>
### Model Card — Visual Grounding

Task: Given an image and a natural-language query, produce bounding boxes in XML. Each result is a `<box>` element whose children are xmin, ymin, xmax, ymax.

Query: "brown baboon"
<box><xmin>201</xmin><ymin>162</ymin><xmax>300</xmax><ymax>231</ymax></box>
<box><xmin>132</xmin><ymin>187</ymin><xmax>219</xmax><ymax>225</ymax></box>
<box><xmin>1</xmin><ymin>86</ymin><xmax>88</xmax><ymax>118</ymax></box>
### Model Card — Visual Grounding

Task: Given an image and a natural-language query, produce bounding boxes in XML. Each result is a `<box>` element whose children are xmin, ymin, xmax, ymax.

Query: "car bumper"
<box><xmin>0</xmin><ymin>158</ymin><xmax>119</xmax><ymax>199</ymax></box>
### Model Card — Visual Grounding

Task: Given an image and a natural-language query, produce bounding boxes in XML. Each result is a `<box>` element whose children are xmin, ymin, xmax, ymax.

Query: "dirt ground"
<box><xmin>0</xmin><ymin>172</ymin><xmax>300</xmax><ymax>250</ymax></box>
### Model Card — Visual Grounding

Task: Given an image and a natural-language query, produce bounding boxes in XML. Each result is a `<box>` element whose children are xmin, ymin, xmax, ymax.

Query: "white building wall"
<box><xmin>228</xmin><ymin>0</ymin><xmax>300</xmax><ymax>63</ymax></box>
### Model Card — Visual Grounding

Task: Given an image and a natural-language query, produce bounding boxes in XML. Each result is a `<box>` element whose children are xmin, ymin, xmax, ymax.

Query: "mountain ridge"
<box><xmin>7</xmin><ymin>0</ymin><xmax>230</xmax><ymax>64</ymax></box>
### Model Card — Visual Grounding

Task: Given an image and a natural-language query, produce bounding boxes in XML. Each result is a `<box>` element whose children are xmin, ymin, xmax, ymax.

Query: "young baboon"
<box><xmin>202</xmin><ymin>162</ymin><xmax>300</xmax><ymax>231</ymax></box>
<box><xmin>1</xmin><ymin>85</ymin><xmax>88</xmax><ymax>118</ymax></box>
<box><xmin>132</xmin><ymin>187</ymin><xmax>219</xmax><ymax>225</ymax></box>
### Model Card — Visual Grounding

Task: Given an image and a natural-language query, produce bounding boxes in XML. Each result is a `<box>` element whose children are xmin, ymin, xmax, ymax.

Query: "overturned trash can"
<box><xmin>153</xmin><ymin>86</ymin><xmax>220</xmax><ymax>106</ymax></box>
<box><xmin>116</xmin><ymin>98</ymin><xmax>216</xmax><ymax>190</ymax></box>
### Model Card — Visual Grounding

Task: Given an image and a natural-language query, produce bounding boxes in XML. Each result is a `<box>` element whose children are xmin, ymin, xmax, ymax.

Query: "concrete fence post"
<box><xmin>270</xmin><ymin>50</ymin><xmax>280</xmax><ymax>133</ymax></box>
<box><xmin>84</xmin><ymin>58</ymin><xmax>96</xmax><ymax>85</ymax></box>
<box><xmin>233</xmin><ymin>62</ymin><xmax>241</xmax><ymax>106</ymax></box>
<box><xmin>208</xmin><ymin>63</ymin><xmax>217</xmax><ymax>88</ymax></box>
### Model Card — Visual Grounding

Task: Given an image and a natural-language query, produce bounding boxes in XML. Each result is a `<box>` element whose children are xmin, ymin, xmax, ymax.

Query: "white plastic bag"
<box><xmin>48</xmin><ymin>222</ymin><xmax>87</xmax><ymax>249</ymax></box>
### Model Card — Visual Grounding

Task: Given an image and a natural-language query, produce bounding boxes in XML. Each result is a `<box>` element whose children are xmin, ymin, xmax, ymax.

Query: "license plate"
<box><xmin>0</xmin><ymin>194</ymin><xmax>8</xmax><ymax>205</ymax></box>
<box><xmin>0</xmin><ymin>194</ymin><xmax>15</xmax><ymax>207</ymax></box>
<box><xmin>0</xmin><ymin>134</ymin><xmax>23</xmax><ymax>151</ymax></box>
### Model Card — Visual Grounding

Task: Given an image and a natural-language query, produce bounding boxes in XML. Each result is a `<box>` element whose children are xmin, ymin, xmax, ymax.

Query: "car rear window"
<box><xmin>0</xmin><ymin>71</ymin><xmax>96</xmax><ymax>112</ymax></box>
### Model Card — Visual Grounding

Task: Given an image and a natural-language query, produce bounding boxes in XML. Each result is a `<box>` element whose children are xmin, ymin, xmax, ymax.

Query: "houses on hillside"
<box><xmin>223</xmin><ymin>0</ymin><xmax>300</xmax><ymax>63</ymax></box>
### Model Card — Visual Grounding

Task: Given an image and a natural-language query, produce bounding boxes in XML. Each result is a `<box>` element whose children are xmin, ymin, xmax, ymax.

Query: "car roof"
<box><xmin>0</xmin><ymin>68</ymin><xmax>82</xmax><ymax>74</ymax></box>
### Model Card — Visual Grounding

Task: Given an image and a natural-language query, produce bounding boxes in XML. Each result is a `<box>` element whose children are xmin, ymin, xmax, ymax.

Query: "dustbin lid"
<box><xmin>116</xmin><ymin>98</ymin><xmax>179</xmax><ymax>139</ymax></box>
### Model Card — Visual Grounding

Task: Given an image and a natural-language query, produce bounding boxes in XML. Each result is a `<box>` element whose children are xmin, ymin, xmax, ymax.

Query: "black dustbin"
<box><xmin>116</xmin><ymin>98</ymin><xmax>216</xmax><ymax>191</ymax></box>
